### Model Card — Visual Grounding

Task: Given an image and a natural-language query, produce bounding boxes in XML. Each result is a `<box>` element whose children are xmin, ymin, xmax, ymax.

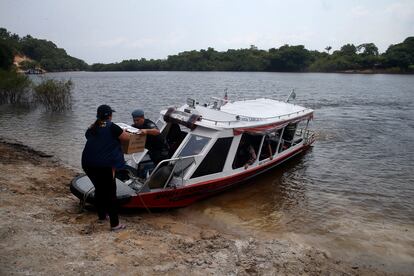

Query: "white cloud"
<box><xmin>384</xmin><ymin>2</ymin><xmax>414</xmax><ymax>19</ymax></box>
<box><xmin>2</xmin><ymin>0</ymin><xmax>413</xmax><ymax>62</ymax></box>
<box><xmin>97</xmin><ymin>37</ymin><xmax>128</xmax><ymax>48</ymax></box>
<box><xmin>351</xmin><ymin>6</ymin><xmax>369</xmax><ymax>17</ymax></box>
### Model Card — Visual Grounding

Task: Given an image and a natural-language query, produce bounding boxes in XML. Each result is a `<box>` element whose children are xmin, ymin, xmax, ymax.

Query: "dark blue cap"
<box><xmin>97</xmin><ymin>104</ymin><xmax>115</xmax><ymax>119</ymax></box>
<box><xmin>131</xmin><ymin>109</ymin><xmax>144</xmax><ymax>118</ymax></box>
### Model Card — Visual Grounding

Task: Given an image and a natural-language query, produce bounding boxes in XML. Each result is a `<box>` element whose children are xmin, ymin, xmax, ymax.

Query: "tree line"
<box><xmin>90</xmin><ymin>39</ymin><xmax>414</xmax><ymax>73</ymax></box>
<box><xmin>0</xmin><ymin>27</ymin><xmax>88</xmax><ymax>72</ymax></box>
<box><xmin>1</xmin><ymin>27</ymin><xmax>413</xmax><ymax>73</ymax></box>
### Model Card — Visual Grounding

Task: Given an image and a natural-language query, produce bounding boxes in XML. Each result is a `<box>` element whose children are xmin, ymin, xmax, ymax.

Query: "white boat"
<box><xmin>71</xmin><ymin>93</ymin><xmax>315</xmax><ymax>208</ymax></box>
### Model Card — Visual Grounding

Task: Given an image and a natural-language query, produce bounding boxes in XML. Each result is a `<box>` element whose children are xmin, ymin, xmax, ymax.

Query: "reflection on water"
<box><xmin>182</xmin><ymin>153</ymin><xmax>311</xmax><ymax>233</ymax></box>
<box><xmin>1</xmin><ymin>72</ymin><xmax>413</xmax><ymax>273</ymax></box>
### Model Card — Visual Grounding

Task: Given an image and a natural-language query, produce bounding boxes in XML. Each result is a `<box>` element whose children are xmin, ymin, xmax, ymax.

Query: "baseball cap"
<box><xmin>97</xmin><ymin>104</ymin><xmax>115</xmax><ymax>119</ymax></box>
<box><xmin>131</xmin><ymin>109</ymin><xmax>144</xmax><ymax>118</ymax></box>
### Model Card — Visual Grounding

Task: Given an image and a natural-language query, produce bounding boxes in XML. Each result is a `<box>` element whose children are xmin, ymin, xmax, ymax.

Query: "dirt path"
<box><xmin>0</xmin><ymin>139</ymin><xmax>389</xmax><ymax>275</ymax></box>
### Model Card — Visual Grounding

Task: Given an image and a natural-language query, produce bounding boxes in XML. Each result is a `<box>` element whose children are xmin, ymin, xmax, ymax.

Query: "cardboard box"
<box><xmin>122</xmin><ymin>133</ymin><xmax>146</xmax><ymax>154</ymax></box>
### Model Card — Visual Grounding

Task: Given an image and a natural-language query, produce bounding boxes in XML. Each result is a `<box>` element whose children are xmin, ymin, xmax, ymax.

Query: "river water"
<box><xmin>1</xmin><ymin>72</ymin><xmax>413</xmax><ymax>272</ymax></box>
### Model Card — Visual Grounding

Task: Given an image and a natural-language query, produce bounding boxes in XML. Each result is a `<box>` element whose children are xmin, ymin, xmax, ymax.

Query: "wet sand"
<box><xmin>0</xmin><ymin>139</ymin><xmax>391</xmax><ymax>275</ymax></box>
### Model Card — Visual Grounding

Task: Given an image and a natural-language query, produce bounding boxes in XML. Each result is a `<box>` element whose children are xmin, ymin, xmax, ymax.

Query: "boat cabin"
<box><xmin>72</xmin><ymin>96</ymin><xmax>315</xmax><ymax>208</ymax></box>
<box><xmin>122</xmin><ymin>97</ymin><xmax>314</xmax><ymax>192</ymax></box>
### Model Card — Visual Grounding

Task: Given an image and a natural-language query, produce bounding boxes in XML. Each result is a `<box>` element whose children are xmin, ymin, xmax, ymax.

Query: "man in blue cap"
<box><xmin>131</xmin><ymin>109</ymin><xmax>169</xmax><ymax>165</ymax></box>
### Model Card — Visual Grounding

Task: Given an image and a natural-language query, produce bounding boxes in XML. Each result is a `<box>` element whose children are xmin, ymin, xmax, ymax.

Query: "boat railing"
<box><xmin>144</xmin><ymin>154</ymin><xmax>202</xmax><ymax>189</ymax></box>
<box><xmin>303</xmin><ymin>129</ymin><xmax>315</xmax><ymax>144</ymax></box>
<box><xmin>199</xmin><ymin>108</ymin><xmax>313</xmax><ymax>126</ymax></box>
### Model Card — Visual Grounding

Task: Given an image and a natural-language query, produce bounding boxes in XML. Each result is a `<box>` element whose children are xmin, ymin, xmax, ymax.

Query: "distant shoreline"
<box><xmin>4</xmin><ymin>27</ymin><xmax>412</xmax><ymax>74</ymax></box>
<box><xmin>43</xmin><ymin>69</ymin><xmax>414</xmax><ymax>75</ymax></box>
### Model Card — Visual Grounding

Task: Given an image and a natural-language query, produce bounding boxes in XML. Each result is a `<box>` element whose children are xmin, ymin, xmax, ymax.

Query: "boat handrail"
<box><xmin>303</xmin><ymin>129</ymin><xmax>315</xmax><ymax>144</ymax></box>
<box><xmin>145</xmin><ymin>154</ymin><xmax>203</xmax><ymax>188</ymax></box>
<box><xmin>198</xmin><ymin>108</ymin><xmax>313</xmax><ymax>126</ymax></box>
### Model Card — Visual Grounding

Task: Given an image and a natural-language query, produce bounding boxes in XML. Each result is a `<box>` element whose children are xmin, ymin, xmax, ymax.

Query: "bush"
<box><xmin>19</xmin><ymin>60</ymin><xmax>39</xmax><ymax>70</ymax></box>
<box><xmin>33</xmin><ymin>79</ymin><xmax>73</xmax><ymax>111</ymax></box>
<box><xmin>0</xmin><ymin>41</ymin><xmax>14</xmax><ymax>70</ymax></box>
<box><xmin>0</xmin><ymin>70</ymin><xmax>32</xmax><ymax>104</ymax></box>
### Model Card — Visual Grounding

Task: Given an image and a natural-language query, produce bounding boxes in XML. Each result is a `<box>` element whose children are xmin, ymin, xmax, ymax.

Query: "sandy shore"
<box><xmin>0</xmin><ymin>139</ymin><xmax>391</xmax><ymax>275</ymax></box>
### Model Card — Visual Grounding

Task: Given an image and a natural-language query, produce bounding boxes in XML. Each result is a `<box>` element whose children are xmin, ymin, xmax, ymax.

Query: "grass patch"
<box><xmin>34</xmin><ymin>79</ymin><xmax>73</xmax><ymax>111</ymax></box>
<box><xmin>0</xmin><ymin>70</ymin><xmax>74</xmax><ymax>111</ymax></box>
<box><xmin>0</xmin><ymin>70</ymin><xmax>32</xmax><ymax>105</ymax></box>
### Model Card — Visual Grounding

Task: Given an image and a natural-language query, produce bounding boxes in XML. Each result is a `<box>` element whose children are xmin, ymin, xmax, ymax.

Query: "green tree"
<box><xmin>355</xmin><ymin>43</ymin><xmax>380</xmax><ymax>68</ymax></box>
<box><xmin>357</xmin><ymin>43</ymin><xmax>379</xmax><ymax>56</ymax></box>
<box><xmin>34</xmin><ymin>79</ymin><xmax>73</xmax><ymax>111</ymax></box>
<box><xmin>383</xmin><ymin>37</ymin><xmax>414</xmax><ymax>70</ymax></box>
<box><xmin>339</xmin><ymin>44</ymin><xmax>357</xmax><ymax>56</ymax></box>
<box><xmin>268</xmin><ymin>45</ymin><xmax>311</xmax><ymax>71</ymax></box>
<box><xmin>0</xmin><ymin>70</ymin><xmax>31</xmax><ymax>104</ymax></box>
<box><xmin>0</xmin><ymin>41</ymin><xmax>14</xmax><ymax>70</ymax></box>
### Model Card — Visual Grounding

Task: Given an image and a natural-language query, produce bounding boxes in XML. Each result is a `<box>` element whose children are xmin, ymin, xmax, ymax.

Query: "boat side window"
<box><xmin>191</xmin><ymin>137</ymin><xmax>233</xmax><ymax>178</ymax></box>
<box><xmin>155</xmin><ymin>119</ymin><xmax>165</xmax><ymax>131</ymax></box>
<box><xmin>279</xmin><ymin>123</ymin><xmax>297</xmax><ymax>152</ymax></box>
<box><xmin>268</xmin><ymin>131</ymin><xmax>280</xmax><ymax>154</ymax></box>
<box><xmin>178</xmin><ymin>134</ymin><xmax>211</xmax><ymax>157</ymax></box>
<box><xmin>232</xmin><ymin>134</ymin><xmax>261</xmax><ymax>169</ymax></box>
<box><xmin>293</xmin><ymin>120</ymin><xmax>306</xmax><ymax>145</ymax></box>
<box><xmin>259</xmin><ymin>135</ymin><xmax>275</xmax><ymax>161</ymax></box>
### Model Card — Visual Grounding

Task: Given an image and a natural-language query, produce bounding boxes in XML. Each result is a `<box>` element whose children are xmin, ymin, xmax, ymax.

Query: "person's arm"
<box><xmin>118</xmin><ymin>130</ymin><xmax>130</xmax><ymax>142</ymax></box>
<box><xmin>244</xmin><ymin>145</ymin><xmax>257</xmax><ymax>169</ymax></box>
<box><xmin>111</xmin><ymin>123</ymin><xmax>130</xmax><ymax>142</ymax></box>
<box><xmin>267</xmin><ymin>140</ymin><xmax>273</xmax><ymax>160</ymax></box>
<box><xmin>140</xmin><ymin>128</ymin><xmax>160</xmax><ymax>136</ymax></box>
<box><xmin>140</xmin><ymin>120</ymin><xmax>160</xmax><ymax>136</ymax></box>
<box><xmin>249</xmin><ymin>145</ymin><xmax>257</xmax><ymax>160</ymax></box>
<box><xmin>85</xmin><ymin>128</ymin><xmax>91</xmax><ymax>139</ymax></box>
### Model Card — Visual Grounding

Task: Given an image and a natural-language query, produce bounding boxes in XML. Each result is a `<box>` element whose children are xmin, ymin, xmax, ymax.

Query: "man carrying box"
<box><xmin>131</xmin><ymin>109</ymin><xmax>169</xmax><ymax>166</ymax></box>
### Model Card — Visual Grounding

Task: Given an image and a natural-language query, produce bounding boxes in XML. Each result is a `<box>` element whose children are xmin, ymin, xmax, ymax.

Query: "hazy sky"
<box><xmin>1</xmin><ymin>0</ymin><xmax>413</xmax><ymax>64</ymax></box>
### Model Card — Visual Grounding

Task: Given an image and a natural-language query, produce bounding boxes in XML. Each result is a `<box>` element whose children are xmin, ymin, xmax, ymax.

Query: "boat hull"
<box><xmin>125</xmin><ymin>143</ymin><xmax>311</xmax><ymax>208</ymax></box>
<box><xmin>71</xmin><ymin>143</ymin><xmax>310</xmax><ymax>209</ymax></box>
<box><xmin>71</xmin><ymin>144</ymin><xmax>311</xmax><ymax>209</ymax></box>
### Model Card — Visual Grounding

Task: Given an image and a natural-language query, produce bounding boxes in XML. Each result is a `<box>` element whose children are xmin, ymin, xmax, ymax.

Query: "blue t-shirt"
<box><xmin>81</xmin><ymin>121</ymin><xmax>125</xmax><ymax>169</ymax></box>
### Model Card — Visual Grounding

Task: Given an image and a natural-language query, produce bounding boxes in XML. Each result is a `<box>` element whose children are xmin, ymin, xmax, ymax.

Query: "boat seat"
<box><xmin>292</xmin><ymin>138</ymin><xmax>303</xmax><ymax>145</ymax></box>
<box><xmin>146</xmin><ymin>164</ymin><xmax>174</xmax><ymax>189</ymax></box>
<box><xmin>71</xmin><ymin>174</ymin><xmax>136</xmax><ymax>203</ymax></box>
<box><xmin>137</xmin><ymin>160</ymin><xmax>155</xmax><ymax>179</ymax></box>
<box><xmin>172</xmin><ymin>158</ymin><xmax>194</xmax><ymax>177</ymax></box>
<box><xmin>115</xmin><ymin>165</ymin><xmax>138</xmax><ymax>181</ymax></box>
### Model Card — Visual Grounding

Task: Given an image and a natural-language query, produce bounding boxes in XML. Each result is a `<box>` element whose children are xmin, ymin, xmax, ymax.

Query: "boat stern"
<box><xmin>70</xmin><ymin>174</ymin><xmax>137</xmax><ymax>205</ymax></box>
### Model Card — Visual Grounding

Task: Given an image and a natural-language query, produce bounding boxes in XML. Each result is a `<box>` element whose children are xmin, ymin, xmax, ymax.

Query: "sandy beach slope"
<box><xmin>0</xmin><ymin>139</ymin><xmax>388</xmax><ymax>275</ymax></box>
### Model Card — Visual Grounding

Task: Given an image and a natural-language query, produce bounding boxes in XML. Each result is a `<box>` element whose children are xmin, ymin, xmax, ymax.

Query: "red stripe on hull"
<box><xmin>123</xmin><ymin>144</ymin><xmax>311</xmax><ymax>209</ymax></box>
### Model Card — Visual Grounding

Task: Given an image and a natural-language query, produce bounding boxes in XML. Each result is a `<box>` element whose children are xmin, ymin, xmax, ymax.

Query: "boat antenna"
<box><xmin>285</xmin><ymin>89</ymin><xmax>296</xmax><ymax>103</ymax></box>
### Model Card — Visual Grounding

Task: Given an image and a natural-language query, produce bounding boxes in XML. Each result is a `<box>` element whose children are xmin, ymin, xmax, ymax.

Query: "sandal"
<box><xmin>111</xmin><ymin>224</ymin><xmax>126</xmax><ymax>232</ymax></box>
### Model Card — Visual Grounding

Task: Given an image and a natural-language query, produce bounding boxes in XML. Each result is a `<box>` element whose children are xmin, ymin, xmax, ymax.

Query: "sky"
<box><xmin>1</xmin><ymin>0</ymin><xmax>413</xmax><ymax>64</ymax></box>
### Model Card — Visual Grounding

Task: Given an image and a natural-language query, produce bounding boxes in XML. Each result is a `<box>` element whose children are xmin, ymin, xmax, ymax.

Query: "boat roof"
<box><xmin>161</xmin><ymin>98</ymin><xmax>313</xmax><ymax>130</ymax></box>
<box><xmin>222</xmin><ymin>98</ymin><xmax>307</xmax><ymax>118</ymax></box>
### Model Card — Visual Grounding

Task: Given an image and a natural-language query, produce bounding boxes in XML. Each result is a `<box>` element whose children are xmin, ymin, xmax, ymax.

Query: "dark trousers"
<box><xmin>82</xmin><ymin>166</ymin><xmax>119</xmax><ymax>227</ymax></box>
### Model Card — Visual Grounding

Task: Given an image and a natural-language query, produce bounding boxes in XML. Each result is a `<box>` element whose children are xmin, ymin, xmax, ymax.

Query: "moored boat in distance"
<box><xmin>24</xmin><ymin>68</ymin><xmax>45</xmax><ymax>75</ymax></box>
<box><xmin>71</xmin><ymin>93</ymin><xmax>315</xmax><ymax>209</ymax></box>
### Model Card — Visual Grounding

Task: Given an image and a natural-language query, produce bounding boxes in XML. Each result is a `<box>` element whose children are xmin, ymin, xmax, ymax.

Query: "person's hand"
<box><xmin>244</xmin><ymin>164</ymin><xmax>249</xmax><ymax>169</ymax></box>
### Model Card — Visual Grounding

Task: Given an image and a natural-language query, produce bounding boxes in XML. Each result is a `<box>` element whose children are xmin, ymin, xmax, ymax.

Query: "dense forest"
<box><xmin>90</xmin><ymin>39</ymin><xmax>414</xmax><ymax>73</ymax></box>
<box><xmin>0</xmin><ymin>28</ymin><xmax>88</xmax><ymax>72</ymax></box>
<box><xmin>1</xmin><ymin>27</ymin><xmax>413</xmax><ymax>73</ymax></box>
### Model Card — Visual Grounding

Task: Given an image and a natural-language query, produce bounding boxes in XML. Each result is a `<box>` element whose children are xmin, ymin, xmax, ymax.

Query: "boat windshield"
<box><xmin>178</xmin><ymin>135</ymin><xmax>210</xmax><ymax>157</ymax></box>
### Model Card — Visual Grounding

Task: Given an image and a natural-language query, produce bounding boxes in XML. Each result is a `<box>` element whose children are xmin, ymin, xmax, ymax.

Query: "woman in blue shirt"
<box><xmin>82</xmin><ymin>104</ymin><xmax>129</xmax><ymax>231</ymax></box>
